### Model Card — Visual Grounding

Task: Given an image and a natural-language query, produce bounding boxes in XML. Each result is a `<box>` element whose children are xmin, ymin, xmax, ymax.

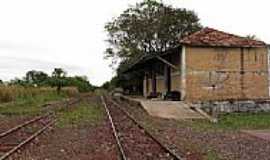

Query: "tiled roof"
<box><xmin>180</xmin><ymin>27</ymin><xmax>266</xmax><ymax>47</ymax></box>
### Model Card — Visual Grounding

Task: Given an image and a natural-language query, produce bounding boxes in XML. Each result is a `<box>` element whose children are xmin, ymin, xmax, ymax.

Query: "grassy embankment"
<box><xmin>0</xmin><ymin>85</ymin><xmax>79</xmax><ymax>115</ymax></box>
<box><xmin>191</xmin><ymin>112</ymin><xmax>270</xmax><ymax>131</ymax></box>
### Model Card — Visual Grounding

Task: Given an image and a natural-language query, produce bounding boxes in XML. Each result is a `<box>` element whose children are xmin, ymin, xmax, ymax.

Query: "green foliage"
<box><xmin>105</xmin><ymin>0</ymin><xmax>202</xmax><ymax>61</ymax></box>
<box><xmin>0</xmin><ymin>79</ymin><xmax>3</xmax><ymax>84</ymax></box>
<box><xmin>115</xmin><ymin>61</ymin><xmax>144</xmax><ymax>92</ymax></box>
<box><xmin>9</xmin><ymin>78</ymin><xmax>29</xmax><ymax>86</ymax></box>
<box><xmin>50</xmin><ymin>68</ymin><xmax>67</xmax><ymax>93</ymax></box>
<box><xmin>25</xmin><ymin>70</ymin><xmax>49</xmax><ymax>86</ymax></box>
<box><xmin>206</xmin><ymin>150</ymin><xmax>220</xmax><ymax>160</ymax></box>
<box><xmin>66</xmin><ymin>76</ymin><xmax>95</xmax><ymax>92</ymax></box>
<box><xmin>246</xmin><ymin>34</ymin><xmax>258</xmax><ymax>40</ymax></box>
<box><xmin>57</xmin><ymin>101</ymin><xmax>104</xmax><ymax>128</ymax></box>
<box><xmin>52</xmin><ymin>68</ymin><xmax>67</xmax><ymax>78</ymax></box>
<box><xmin>101</xmin><ymin>81</ymin><xmax>112</xmax><ymax>90</ymax></box>
<box><xmin>104</xmin><ymin>0</ymin><xmax>202</xmax><ymax>91</ymax></box>
<box><xmin>192</xmin><ymin>113</ymin><xmax>270</xmax><ymax>131</ymax></box>
<box><xmin>0</xmin><ymin>89</ymin><xmax>67</xmax><ymax>115</ymax></box>
<box><xmin>7</xmin><ymin>68</ymin><xmax>96</xmax><ymax>93</ymax></box>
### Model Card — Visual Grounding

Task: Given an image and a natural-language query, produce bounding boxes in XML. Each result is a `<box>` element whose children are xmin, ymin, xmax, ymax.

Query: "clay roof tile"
<box><xmin>180</xmin><ymin>27</ymin><xmax>266</xmax><ymax>47</ymax></box>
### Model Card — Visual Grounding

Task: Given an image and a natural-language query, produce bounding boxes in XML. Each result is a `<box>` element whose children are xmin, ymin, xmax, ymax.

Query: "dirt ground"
<box><xmin>23</xmin><ymin>121</ymin><xmax>119</xmax><ymax>160</ymax></box>
<box><xmin>115</xmin><ymin>98</ymin><xmax>270</xmax><ymax>160</ymax></box>
<box><xmin>0</xmin><ymin>115</ymin><xmax>32</xmax><ymax>132</ymax></box>
<box><xmin>0</xmin><ymin>96</ymin><xmax>119</xmax><ymax>160</ymax></box>
<box><xmin>2</xmin><ymin>95</ymin><xmax>270</xmax><ymax>160</ymax></box>
<box><xmin>23</xmin><ymin>97</ymin><xmax>119</xmax><ymax>160</ymax></box>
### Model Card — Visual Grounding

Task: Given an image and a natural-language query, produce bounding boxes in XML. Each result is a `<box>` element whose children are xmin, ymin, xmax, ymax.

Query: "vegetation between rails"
<box><xmin>56</xmin><ymin>100</ymin><xmax>104</xmax><ymax>128</ymax></box>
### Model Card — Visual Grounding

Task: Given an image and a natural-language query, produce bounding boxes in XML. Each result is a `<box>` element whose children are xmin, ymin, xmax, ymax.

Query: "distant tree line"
<box><xmin>4</xmin><ymin>68</ymin><xmax>96</xmax><ymax>93</ymax></box>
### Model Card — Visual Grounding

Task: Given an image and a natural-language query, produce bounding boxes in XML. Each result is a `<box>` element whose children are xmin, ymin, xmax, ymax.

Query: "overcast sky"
<box><xmin>0</xmin><ymin>0</ymin><xmax>269</xmax><ymax>86</ymax></box>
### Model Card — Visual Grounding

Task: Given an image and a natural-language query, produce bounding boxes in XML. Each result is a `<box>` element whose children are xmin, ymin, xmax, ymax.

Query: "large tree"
<box><xmin>104</xmin><ymin>0</ymin><xmax>202</xmax><ymax>92</ymax></box>
<box><xmin>51</xmin><ymin>68</ymin><xmax>67</xmax><ymax>94</ymax></box>
<box><xmin>25</xmin><ymin>70</ymin><xmax>49</xmax><ymax>86</ymax></box>
<box><xmin>105</xmin><ymin>0</ymin><xmax>202</xmax><ymax>63</ymax></box>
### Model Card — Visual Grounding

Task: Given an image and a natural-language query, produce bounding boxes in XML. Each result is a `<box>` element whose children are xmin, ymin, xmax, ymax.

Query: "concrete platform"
<box><xmin>127</xmin><ymin>97</ymin><xmax>204</xmax><ymax>120</ymax></box>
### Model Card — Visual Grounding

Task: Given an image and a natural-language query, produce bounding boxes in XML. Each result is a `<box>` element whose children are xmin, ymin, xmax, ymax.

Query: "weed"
<box><xmin>57</xmin><ymin>101</ymin><xmax>104</xmax><ymax>128</ymax></box>
<box><xmin>206</xmin><ymin>150</ymin><xmax>220</xmax><ymax>160</ymax></box>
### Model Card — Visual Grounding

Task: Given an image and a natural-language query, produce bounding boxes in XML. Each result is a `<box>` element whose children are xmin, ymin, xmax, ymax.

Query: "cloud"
<box><xmin>0</xmin><ymin>41</ymin><xmax>48</xmax><ymax>52</ymax></box>
<box><xmin>0</xmin><ymin>56</ymin><xmax>87</xmax><ymax>81</ymax></box>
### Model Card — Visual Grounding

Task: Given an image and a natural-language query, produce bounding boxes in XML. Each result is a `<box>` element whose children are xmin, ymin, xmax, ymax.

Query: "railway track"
<box><xmin>101</xmin><ymin>96</ymin><xmax>184</xmax><ymax>160</ymax></box>
<box><xmin>0</xmin><ymin>96</ymin><xmax>83</xmax><ymax>159</ymax></box>
<box><xmin>0</xmin><ymin>113</ymin><xmax>56</xmax><ymax>160</ymax></box>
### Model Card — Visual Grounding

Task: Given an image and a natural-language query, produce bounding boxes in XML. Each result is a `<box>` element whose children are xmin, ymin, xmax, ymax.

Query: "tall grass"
<box><xmin>0</xmin><ymin>85</ymin><xmax>79</xmax><ymax>103</ymax></box>
<box><xmin>0</xmin><ymin>85</ymin><xmax>80</xmax><ymax>115</ymax></box>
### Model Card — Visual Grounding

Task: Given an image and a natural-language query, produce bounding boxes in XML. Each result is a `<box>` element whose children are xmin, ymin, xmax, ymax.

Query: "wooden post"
<box><xmin>164</xmin><ymin>64</ymin><xmax>171</xmax><ymax>93</ymax></box>
<box><xmin>151</xmin><ymin>69</ymin><xmax>157</xmax><ymax>95</ymax></box>
<box><xmin>144</xmin><ymin>72</ymin><xmax>149</xmax><ymax>97</ymax></box>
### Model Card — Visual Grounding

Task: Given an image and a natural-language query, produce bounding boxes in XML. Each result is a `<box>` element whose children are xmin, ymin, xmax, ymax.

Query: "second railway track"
<box><xmin>101</xmin><ymin>96</ymin><xmax>184</xmax><ymax>160</ymax></box>
<box><xmin>0</xmin><ymin>113</ymin><xmax>56</xmax><ymax>160</ymax></box>
<box><xmin>0</xmin><ymin>97</ymin><xmax>82</xmax><ymax>160</ymax></box>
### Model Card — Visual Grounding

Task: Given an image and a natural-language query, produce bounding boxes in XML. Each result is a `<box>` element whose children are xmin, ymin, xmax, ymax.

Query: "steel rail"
<box><xmin>100</xmin><ymin>96</ymin><xmax>127</xmax><ymax>160</ymax></box>
<box><xmin>0</xmin><ymin>119</ymin><xmax>56</xmax><ymax>160</ymax></box>
<box><xmin>0</xmin><ymin>113</ymin><xmax>52</xmax><ymax>139</ymax></box>
<box><xmin>109</xmin><ymin>97</ymin><xmax>184</xmax><ymax>160</ymax></box>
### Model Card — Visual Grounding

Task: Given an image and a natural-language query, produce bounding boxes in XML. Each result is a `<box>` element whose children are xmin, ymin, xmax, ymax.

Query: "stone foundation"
<box><xmin>192</xmin><ymin>100</ymin><xmax>270</xmax><ymax>114</ymax></box>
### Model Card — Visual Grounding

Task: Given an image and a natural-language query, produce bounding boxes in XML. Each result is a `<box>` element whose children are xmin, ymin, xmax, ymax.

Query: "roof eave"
<box><xmin>180</xmin><ymin>43</ymin><xmax>267</xmax><ymax>48</ymax></box>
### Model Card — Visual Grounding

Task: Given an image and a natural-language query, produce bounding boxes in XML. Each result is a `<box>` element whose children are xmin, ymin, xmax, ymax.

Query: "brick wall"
<box><xmin>185</xmin><ymin>46</ymin><xmax>269</xmax><ymax>102</ymax></box>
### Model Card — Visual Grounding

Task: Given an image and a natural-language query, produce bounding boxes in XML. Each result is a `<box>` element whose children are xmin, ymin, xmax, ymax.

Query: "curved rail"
<box><xmin>102</xmin><ymin>96</ymin><xmax>184</xmax><ymax>160</ymax></box>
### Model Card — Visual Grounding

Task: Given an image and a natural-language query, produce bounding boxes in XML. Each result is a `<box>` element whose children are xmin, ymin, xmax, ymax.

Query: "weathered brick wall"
<box><xmin>185</xmin><ymin>46</ymin><xmax>269</xmax><ymax>102</ymax></box>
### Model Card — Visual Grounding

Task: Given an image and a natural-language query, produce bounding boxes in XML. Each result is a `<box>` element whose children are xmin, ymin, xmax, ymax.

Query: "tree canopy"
<box><xmin>104</xmin><ymin>0</ymin><xmax>202</xmax><ymax>92</ymax></box>
<box><xmin>105</xmin><ymin>0</ymin><xmax>202</xmax><ymax>63</ymax></box>
<box><xmin>25</xmin><ymin>70</ymin><xmax>49</xmax><ymax>86</ymax></box>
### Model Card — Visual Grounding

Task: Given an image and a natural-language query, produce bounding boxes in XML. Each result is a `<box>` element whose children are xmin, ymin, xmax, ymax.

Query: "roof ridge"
<box><xmin>180</xmin><ymin>27</ymin><xmax>266</xmax><ymax>47</ymax></box>
<box><xmin>204</xmin><ymin>27</ymin><xmax>253</xmax><ymax>40</ymax></box>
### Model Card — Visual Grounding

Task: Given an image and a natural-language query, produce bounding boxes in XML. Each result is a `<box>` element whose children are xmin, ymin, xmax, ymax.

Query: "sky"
<box><xmin>0</xmin><ymin>0</ymin><xmax>269</xmax><ymax>86</ymax></box>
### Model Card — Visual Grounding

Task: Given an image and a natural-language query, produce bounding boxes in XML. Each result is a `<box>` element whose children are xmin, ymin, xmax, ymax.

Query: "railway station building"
<box><xmin>126</xmin><ymin>27</ymin><xmax>270</xmax><ymax>102</ymax></box>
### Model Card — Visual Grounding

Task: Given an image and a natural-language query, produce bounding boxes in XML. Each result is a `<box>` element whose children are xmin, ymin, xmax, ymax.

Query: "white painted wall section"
<box><xmin>181</xmin><ymin>46</ymin><xmax>186</xmax><ymax>100</ymax></box>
